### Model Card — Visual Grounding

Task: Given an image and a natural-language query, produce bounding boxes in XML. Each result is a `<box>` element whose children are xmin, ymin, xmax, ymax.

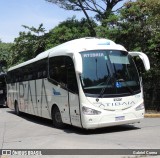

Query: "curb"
<box><xmin>144</xmin><ymin>113</ymin><xmax>160</xmax><ymax>118</ymax></box>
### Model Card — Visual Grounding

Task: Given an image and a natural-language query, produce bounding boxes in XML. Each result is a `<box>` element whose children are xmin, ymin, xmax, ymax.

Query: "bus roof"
<box><xmin>8</xmin><ymin>37</ymin><xmax>127</xmax><ymax>71</ymax></box>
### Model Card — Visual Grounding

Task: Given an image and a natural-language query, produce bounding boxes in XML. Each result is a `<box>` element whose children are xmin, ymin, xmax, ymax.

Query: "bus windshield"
<box><xmin>80</xmin><ymin>50</ymin><xmax>140</xmax><ymax>97</ymax></box>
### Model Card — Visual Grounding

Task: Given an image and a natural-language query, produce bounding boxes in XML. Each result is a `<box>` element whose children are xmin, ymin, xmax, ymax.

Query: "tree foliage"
<box><xmin>46</xmin><ymin>0</ymin><xmax>123</xmax><ymax>19</ymax></box>
<box><xmin>46</xmin><ymin>0</ymin><xmax>123</xmax><ymax>35</ymax></box>
<box><xmin>0</xmin><ymin>42</ymin><xmax>12</xmax><ymax>71</ymax></box>
<box><xmin>9</xmin><ymin>24</ymin><xmax>48</xmax><ymax>66</ymax></box>
<box><xmin>45</xmin><ymin>17</ymin><xmax>97</xmax><ymax>49</ymax></box>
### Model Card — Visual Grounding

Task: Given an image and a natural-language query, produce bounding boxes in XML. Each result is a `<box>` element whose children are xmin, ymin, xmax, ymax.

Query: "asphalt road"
<box><xmin>0</xmin><ymin>107</ymin><xmax>160</xmax><ymax>158</ymax></box>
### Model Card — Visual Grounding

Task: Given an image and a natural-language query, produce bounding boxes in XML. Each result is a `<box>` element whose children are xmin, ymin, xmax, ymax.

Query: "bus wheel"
<box><xmin>52</xmin><ymin>106</ymin><xmax>65</xmax><ymax>129</ymax></box>
<box><xmin>15</xmin><ymin>102</ymin><xmax>20</xmax><ymax>116</ymax></box>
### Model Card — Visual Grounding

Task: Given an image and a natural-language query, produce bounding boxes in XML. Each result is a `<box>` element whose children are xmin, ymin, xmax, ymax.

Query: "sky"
<box><xmin>0</xmin><ymin>0</ymin><xmax>125</xmax><ymax>43</ymax></box>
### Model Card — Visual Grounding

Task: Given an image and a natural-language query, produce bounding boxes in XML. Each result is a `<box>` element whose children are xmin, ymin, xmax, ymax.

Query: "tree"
<box><xmin>46</xmin><ymin>0</ymin><xmax>124</xmax><ymax>35</ymax></box>
<box><xmin>0</xmin><ymin>42</ymin><xmax>13</xmax><ymax>71</ymax></box>
<box><xmin>9</xmin><ymin>24</ymin><xmax>48</xmax><ymax>66</ymax></box>
<box><xmin>96</xmin><ymin>13</ymin><xmax>119</xmax><ymax>40</ymax></box>
<box><xmin>45</xmin><ymin>17</ymin><xmax>97</xmax><ymax>49</ymax></box>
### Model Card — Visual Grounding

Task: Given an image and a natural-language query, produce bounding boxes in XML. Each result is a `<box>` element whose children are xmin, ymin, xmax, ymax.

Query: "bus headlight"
<box><xmin>82</xmin><ymin>106</ymin><xmax>101</xmax><ymax>115</ymax></box>
<box><xmin>135</xmin><ymin>103</ymin><xmax>144</xmax><ymax>111</ymax></box>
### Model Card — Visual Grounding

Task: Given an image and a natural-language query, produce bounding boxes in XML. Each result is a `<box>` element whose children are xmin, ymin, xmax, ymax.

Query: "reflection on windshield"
<box><xmin>80</xmin><ymin>50</ymin><xmax>140</xmax><ymax>97</ymax></box>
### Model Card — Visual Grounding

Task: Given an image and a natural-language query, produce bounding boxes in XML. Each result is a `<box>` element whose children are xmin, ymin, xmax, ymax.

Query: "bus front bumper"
<box><xmin>81</xmin><ymin>111</ymin><xmax>144</xmax><ymax>129</ymax></box>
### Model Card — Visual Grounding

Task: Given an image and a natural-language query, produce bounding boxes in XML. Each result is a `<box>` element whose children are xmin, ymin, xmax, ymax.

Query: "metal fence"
<box><xmin>144</xmin><ymin>89</ymin><xmax>160</xmax><ymax>112</ymax></box>
<box><xmin>145</xmin><ymin>100</ymin><xmax>160</xmax><ymax>112</ymax></box>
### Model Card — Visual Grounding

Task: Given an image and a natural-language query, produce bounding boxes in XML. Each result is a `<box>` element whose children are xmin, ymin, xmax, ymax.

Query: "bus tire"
<box><xmin>15</xmin><ymin>102</ymin><xmax>20</xmax><ymax>116</ymax></box>
<box><xmin>52</xmin><ymin>106</ymin><xmax>65</xmax><ymax>129</ymax></box>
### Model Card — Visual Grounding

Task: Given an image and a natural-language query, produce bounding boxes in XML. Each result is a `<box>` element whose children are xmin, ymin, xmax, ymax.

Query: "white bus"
<box><xmin>7</xmin><ymin>37</ymin><xmax>150</xmax><ymax>129</ymax></box>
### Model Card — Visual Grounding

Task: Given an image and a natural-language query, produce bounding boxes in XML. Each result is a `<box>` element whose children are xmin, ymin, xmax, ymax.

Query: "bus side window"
<box><xmin>36</xmin><ymin>59</ymin><xmax>47</xmax><ymax>79</ymax></box>
<box><xmin>7</xmin><ymin>71</ymin><xmax>12</xmax><ymax>83</ymax></box>
<box><xmin>49</xmin><ymin>56</ymin><xmax>67</xmax><ymax>87</ymax></box>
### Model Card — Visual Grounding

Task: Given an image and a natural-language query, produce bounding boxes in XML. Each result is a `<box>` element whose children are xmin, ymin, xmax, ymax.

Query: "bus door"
<box><xmin>49</xmin><ymin>56</ymin><xmax>71</xmax><ymax>124</ymax></box>
<box><xmin>49</xmin><ymin>56</ymin><xmax>81</xmax><ymax>126</ymax></box>
<box><xmin>67</xmin><ymin>58</ymin><xmax>82</xmax><ymax>127</ymax></box>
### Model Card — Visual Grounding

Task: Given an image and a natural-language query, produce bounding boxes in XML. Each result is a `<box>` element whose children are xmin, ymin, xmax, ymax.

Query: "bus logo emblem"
<box><xmin>53</xmin><ymin>88</ymin><xmax>61</xmax><ymax>96</ymax></box>
<box><xmin>114</xmin><ymin>98</ymin><xmax>122</xmax><ymax>101</ymax></box>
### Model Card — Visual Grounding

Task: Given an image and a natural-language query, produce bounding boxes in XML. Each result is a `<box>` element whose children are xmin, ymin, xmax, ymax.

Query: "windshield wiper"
<box><xmin>99</xmin><ymin>62</ymin><xmax>113</xmax><ymax>98</ymax></box>
<box><xmin>99</xmin><ymin>75</ymin><xmax>114</xmax><ymax>98</ymax></box>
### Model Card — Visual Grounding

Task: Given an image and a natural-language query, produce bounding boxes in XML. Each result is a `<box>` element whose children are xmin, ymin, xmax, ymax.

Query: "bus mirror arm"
<box><xmin>129</xmin><ymin>51</ymin><xmax>150</xmax><ymax>71</ymax></box>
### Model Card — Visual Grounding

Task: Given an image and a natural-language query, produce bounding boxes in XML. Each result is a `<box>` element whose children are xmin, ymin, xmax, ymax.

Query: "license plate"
<box><xmin>0</xmin><ymin>90</ymin><xmax>3</xmax><ymax>94</ymax></box>
<box><xmin>115</xmin><ymin>116</ymin><xmax>125</xmax><ymax>121</ymax></box>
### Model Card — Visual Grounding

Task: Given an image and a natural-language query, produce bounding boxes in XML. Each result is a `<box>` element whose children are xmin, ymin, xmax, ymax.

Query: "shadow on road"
<box><xmin>7</xmin><ymin>109</ymin><xmax>140</xmax><ymax>135</ymax></box>
<box><xmin>0</xmin><ymin>105</ymin><xmax>8</xmax><ymax>108</ymax></box>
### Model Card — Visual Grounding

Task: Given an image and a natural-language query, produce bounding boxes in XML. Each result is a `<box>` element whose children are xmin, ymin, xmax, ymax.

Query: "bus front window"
<box><xmin>80</xmin><ymin>50</ymin><xmax>140</xmax><ymax>98</ymax></box>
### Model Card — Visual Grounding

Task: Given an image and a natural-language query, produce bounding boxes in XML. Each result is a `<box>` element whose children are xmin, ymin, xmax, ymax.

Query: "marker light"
<box><xmin>82</xmin><ymin>106</ymin><xmax>101</xmax><ymax>115</ymax></box>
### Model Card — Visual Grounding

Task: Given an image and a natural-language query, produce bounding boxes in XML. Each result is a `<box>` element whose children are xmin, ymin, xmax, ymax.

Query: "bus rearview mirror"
<box><xmin>129</xmin><ymin>51</ymin><xmax>150</xmax><ymax>71</ymax></box>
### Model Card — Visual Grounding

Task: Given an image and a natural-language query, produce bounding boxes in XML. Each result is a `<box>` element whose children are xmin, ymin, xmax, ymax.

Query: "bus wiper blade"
<box><xmin>99</xmin><ymin>77</ymin><xmax>113</xmax><ymax>98</ymax></box>
<box><xmin>125</xmin><ymin>84</ymin><xmax>135</xmax><ymax>94</ymax></box>
<box><xmin>99</xmin><ymin>62</ymin><xmax>113</xmax><ymax>98</ymax></box>
<box><xmin>117</xmin><ymin>79</ymin><xmax>135</xmax><ymax>95</ymax></box>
